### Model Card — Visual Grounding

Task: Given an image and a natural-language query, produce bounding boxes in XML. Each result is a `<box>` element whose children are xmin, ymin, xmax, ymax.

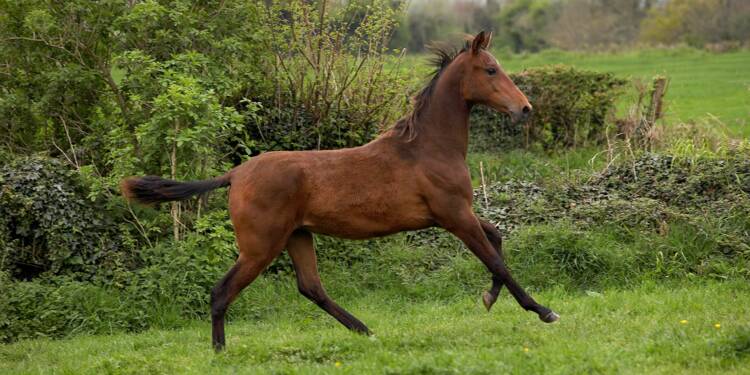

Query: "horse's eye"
<box><xmin>486</xmin><ymin>68</ymin><xmax>497</xmax><ymax>76</ymax></box>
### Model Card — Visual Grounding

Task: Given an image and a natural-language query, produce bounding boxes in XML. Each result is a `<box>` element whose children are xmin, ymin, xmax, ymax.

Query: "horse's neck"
<box><xmin>414</xmin><ymin>76</ymin><xmax>472</xmax><ymax>160</ymax></box>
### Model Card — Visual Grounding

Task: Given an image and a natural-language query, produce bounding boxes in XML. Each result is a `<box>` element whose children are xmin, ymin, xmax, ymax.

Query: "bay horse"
<box><xmin>121</xmin><ymin>31</ymin><xmax>559</xmax><ymax>352</ymax></box>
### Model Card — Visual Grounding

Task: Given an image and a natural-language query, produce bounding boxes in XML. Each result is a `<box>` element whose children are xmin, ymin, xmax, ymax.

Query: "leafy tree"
<box><xmin>0</xmin><ymin>1</ymin><xmax>269</xmax><ymax>244</ymax></box>
<box><xmin>547</xmin><ymin>0</ymin><xmax>653</xmax><ymax>50</ymax></box>
<box><xmin>494</xmin><ymin>0</ymin><xmax>557</xmax><ymax>53</ymax></box>
<box><xmin>254</xmin><ymin>0</ymin><xmax>408</xmax><ymax>151</ymax></box>
<box><xmin>0</xmin><ymin>0</ymin><xmax>127</xmax><ymax>159</ymax></box>
<box><xmin>640</xmin><ymin>0</ymin><xmax>750</xmax><ymax>47</ymax></box>
<box><xmin>1</xmin><ymin>0</ymin><xmax>406</xmax><ymax>245</ymax></box>
<box><xmin>103</xmin><ymin>1</ymin><xmax>268</xmax><ymax>240</ymax></box>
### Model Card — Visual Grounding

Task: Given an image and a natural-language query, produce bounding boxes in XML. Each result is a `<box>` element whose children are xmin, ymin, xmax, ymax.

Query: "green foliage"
<box><xmin>507</xmin><ymin>222</ymin><xmax>642</xmax><ymax>289</ymax></box>
<box><xmin>0</xmin><ymin>155</ymin><xmax>127</xmax><ymax>280</ymax></box>
<box><xmin>125</xmin><ymin>211</ymin><xmax>238</xmax><ymax>319</ymax></box>
<box><xmin>102</xmin><ymin>0</ymin><xmax>267</xmax><ymax>184</ymax></box>
<box><xmin>250</xmin><ymin>0</ymin><xmax>408</xmax><ymax>152</ymax></box>
<box><xmin>470</xmin><ymin>65</ymin><xmax>627</xmax><ymax>151</ymax></box>
<box><xmin>0</xmin><ymin>0</ymin><xmax>126</xmax><ymax>153</ymax></box>
<box><xmin>640</xmin><ymin>0</ymin><xmax>750</xmax><ymax>47</ymax></box>
<box><xmin>0</xmin><ymin>209</ymin><xmax>240</xmax><ymax>342</ymax></box>
<box><xmin>0</xmin><ymin>0</ymin><xmax>268</xmax><ymax>183</ymax></box>
<box><xmin>595</xmin><ymin>152</ymin><xmax>750</xmax><ymax>207</ymax></box>
<box><xmin>0</xmin><ymin>273</ymin><xmax>147</xmax><ymax>343</ymax></box>
<box><xmin>494</xmin><ymin>0</ymin><xmax>557</xmax><ymax>53</ymax></box>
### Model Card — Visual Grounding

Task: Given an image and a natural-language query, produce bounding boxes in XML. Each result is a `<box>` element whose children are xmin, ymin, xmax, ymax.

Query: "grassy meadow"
<box><xmin>1</xmin><ymin>281</ymin><xmax>748</xmax><ymax>374</ymax></box>
<box><xmin>2</xmin><ymin>48</ymin><xmax>750</xmax><ymax>374</ymax></box>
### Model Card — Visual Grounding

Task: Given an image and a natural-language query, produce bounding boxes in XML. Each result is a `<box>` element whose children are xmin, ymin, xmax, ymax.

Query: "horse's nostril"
<box><xmin>522</xmin><ymin>105</ymin><xmax>531</xmax><ymax>114</ymax></box>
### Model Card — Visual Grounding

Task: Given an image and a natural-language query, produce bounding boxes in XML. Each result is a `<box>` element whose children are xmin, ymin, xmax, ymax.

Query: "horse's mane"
<box><xmin>393</xmin><ymin>43</ymin><xmax>468</xmax><ymax>141</ymax></box>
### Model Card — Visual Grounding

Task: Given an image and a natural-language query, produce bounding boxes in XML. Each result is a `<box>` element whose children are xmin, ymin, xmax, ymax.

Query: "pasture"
<box><xmin>2</xmin><ymin>47</ymin><xmax>749</xmax><ymax>374</ymax></box>
<box><xmin>1</xmin><ymin>281</ymin><xmax>748</xmax><ymax>374</ymax></box>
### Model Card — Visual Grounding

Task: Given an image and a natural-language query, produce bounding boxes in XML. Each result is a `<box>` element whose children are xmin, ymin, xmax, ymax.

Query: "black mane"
<box><xmin>393</xmin><ymin>43</ymin><xmax>468</xmax><ymax>140</ymax></box>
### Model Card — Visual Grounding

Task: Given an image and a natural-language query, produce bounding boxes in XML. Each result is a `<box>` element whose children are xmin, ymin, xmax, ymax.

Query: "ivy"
<box><xmin>0</xmin><ymin>155</ymin><xmax>128</xmax><ymax>280</ymax></box>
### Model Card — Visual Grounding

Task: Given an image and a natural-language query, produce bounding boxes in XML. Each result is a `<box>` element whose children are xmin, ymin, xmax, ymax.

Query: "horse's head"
<box><xmin>457</xmin><ymin>31</ymin><xmax>532</xmax><ymax>122</ymax></box>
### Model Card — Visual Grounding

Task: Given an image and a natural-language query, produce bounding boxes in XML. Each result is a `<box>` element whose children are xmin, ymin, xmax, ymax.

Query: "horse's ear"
<box><xmin>471</xmin><ymin>31</ymin><xmax>491</xmax><ymax>54</ymax></box>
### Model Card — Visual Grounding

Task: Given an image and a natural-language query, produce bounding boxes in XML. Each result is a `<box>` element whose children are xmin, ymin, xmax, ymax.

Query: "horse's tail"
<box><xmin>120</xmin><ymin>173</ymin><xmax>231</xmax><ymax>205</ymax></box>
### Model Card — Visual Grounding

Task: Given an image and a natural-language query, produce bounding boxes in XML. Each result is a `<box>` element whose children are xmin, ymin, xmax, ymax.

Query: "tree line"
<box><xmin>392</xmin><ymin>0</ymin><xmax>750</xmax><ymax>52</ymax></box>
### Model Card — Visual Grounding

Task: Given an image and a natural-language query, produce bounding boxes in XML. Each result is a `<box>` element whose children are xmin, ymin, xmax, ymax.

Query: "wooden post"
<box><xmin>171</xmin><ymin>120</ymin><xmax>180</xmax><ymax>242</ymax></box>
<box><xmin>480</xmin><ymin>161</ymin><xmax>489</xmax><ymax>210</ymax></box>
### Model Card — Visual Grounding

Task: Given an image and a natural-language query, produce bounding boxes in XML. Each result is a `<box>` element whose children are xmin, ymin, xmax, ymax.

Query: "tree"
<box><xmin>640</xmin><ymin>0</ymin><xmax>750</xmax><ymax>47</ymax></box>
<box><xmin>255</xmin><ymin>0</ymin><xmax>408</xmax><ymax>151</ymax></box>
<box><xmin>547</xmin><ymin>0</ymin><xmax>653</xmax><ymax>50</ymax></box>
<box><xmin>494</xmin><ymin>0</ymin><xmax>557</xmax><ymax>53</ymax></box>
<box><xmin>1</xmin><ymin>0</ymin><xmax>270</xmax><ymax>243</ymax></box>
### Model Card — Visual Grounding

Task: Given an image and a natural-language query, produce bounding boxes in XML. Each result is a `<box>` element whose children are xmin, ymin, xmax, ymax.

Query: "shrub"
<box><xmin>248</xmin><ymin>0</ymin><xmax>408</xmax><ymax>153</ymax></box>
<box><xmin>124</xmin><ymin>210</ymin><xmax>239</xmax><ymax>319</ymax></box>
<box><xmin>0</xmin><ymin>155</ymin><xmax>127</xmax><ymax>280</ymax></box>
<box><xmin>470</xmin><ymin>65</ymin><xmax>627</xmax><ymax>151</ymax></box>
<box><xmin>594</xmin><ymin>152</ymin><xmax>750</xmax><ymax>206</ymax></box>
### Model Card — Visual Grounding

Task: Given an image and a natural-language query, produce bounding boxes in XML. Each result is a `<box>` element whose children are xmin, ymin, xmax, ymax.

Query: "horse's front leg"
<box><xmin>443</xmin><ymin>210</ymin><xmax>559</xmax><ymax>323</ymax></box>
<box><xmin>479</xmin><ymin>219</ymin><xmax>504</xmax><ymax>311</ymax></box>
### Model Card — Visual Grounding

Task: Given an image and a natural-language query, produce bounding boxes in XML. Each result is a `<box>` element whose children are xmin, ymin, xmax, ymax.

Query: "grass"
<box><xmin>400</xmin><ymin>47</ymin><xmax>750</xmax><ymax>137</ymax></box>
<box><xmin>1</xmin><ymin>280</ymin><xmax>748</xmax><ymax>374</ymax></box>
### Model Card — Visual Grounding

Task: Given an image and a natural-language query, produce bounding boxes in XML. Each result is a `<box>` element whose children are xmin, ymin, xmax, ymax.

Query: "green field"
<box><xmin>2</xmin><ymin>281</ymin><xmax>748</xmax><ymax>374</ymax></box>
<box><xmin>402</xmin><ymin>48</ymin><xmax>750</xmax><ymax>137</ymax></box>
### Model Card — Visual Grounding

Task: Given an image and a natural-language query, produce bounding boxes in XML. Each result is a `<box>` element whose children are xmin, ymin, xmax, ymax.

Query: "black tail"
<box><xmin>121</xmin><ymin>174</ymin><xmax>231</xmax><ymax>205</ymax></box>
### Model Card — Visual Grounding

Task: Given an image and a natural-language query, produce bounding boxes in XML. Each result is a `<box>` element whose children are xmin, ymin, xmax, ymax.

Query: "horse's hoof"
<box><xmin>482</xmin><ymin>291</ymin><xmax>496</xmax><ymax>312</ymax></box>
<box><xmin>539</xmin><ymin>311</ymin><xmax>560</xmax><ymax>323</ymax></box>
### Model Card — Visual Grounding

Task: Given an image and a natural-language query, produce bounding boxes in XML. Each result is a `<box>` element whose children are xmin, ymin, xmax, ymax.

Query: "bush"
<box><xmin>470</xmin><ymin>65</ymin><xmax>627</xmax><ymax>151</ymax></box>
<box><xmin>247</xmin><ymin>0</ymin><xmax>408</xmax><ymax>153</ymax></box>
<box><xmin>0</xmin><ymin>155</ymin><xmax>128</xmax><ymax>280</ymax></box>
<box><xmin>125</xmin><ymin>210</ymin><xmax>239</xmax><ymax>319</ymax></box>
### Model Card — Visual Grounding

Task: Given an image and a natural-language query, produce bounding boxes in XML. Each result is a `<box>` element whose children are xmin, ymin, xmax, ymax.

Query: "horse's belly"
<box><xmin>302</xmin><ymin>199</ymin><xmax>434</xmax><ymax>239</ymax></box>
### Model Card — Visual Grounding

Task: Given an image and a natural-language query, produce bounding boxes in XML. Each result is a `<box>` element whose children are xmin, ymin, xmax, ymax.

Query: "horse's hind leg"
<box><xmin>211</xmin><ymin>232</ymin><xmax>284</xmax><ymax>352</ymax></box>
<box><xmin>287</xmin><ymin>229</ymin><xmax>370</xmax><ymax>335</ymax></box>
<box><xmin>480</xmin><ymin>219</ymin><xmax>504</xmax><ymax>311</ymax></box>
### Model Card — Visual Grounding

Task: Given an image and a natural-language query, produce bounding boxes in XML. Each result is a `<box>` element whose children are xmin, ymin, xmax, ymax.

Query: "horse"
<box><xmin>121</xmin><ymin>31</ymin><xmax>559</xmax><ymax>352</ymax></box>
